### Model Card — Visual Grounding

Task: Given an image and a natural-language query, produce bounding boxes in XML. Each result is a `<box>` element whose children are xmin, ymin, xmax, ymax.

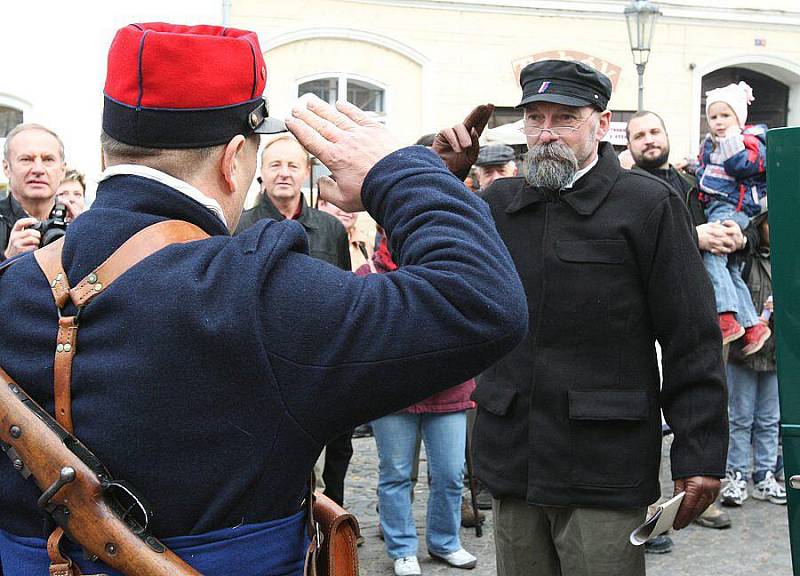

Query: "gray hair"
<box><xmin>3</xmin><ymin>123</ymin><xmax>65</xmax><ymax>162</ymax></box>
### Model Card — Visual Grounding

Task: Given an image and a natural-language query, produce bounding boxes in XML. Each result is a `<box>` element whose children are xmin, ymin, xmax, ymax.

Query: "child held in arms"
<box><xmin>696</xmin><ymin>81</ymin><xmax>770</xmax><ymax>356</ymax></box>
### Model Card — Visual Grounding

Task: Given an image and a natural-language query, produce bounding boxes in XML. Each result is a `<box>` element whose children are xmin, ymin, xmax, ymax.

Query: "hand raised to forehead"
<box><xmin>431</xmin><ymin>104</ymin><xmax>494</xmax><ymax>181</ymax></box>
<box><xmin>286</xmin><ymin>95</ymin><xmax>401</xmax><ymax>212</ymax></box>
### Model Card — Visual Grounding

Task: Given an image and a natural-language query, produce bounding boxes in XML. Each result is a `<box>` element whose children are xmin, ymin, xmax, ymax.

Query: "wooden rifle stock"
<box><xmin>0</xmin><ymin>368</ymin><xmax>203</xmax><ymax>576</ymax></box>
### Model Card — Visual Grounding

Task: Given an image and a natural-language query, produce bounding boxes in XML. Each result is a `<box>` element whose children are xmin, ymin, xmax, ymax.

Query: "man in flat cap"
<box><xmin>468</xmin><ymin>60</ymin><xmax>727</xmax><ymax>575</ymax></box>
<box><xmin>0</xmin><ymin>23</ymin><xmax>526</xmax><ymax>575</ymax></box>
<box><xmin>473</xmin><ymin>144</ymin><xmax>518</xmax><ymax>194</ymax></box>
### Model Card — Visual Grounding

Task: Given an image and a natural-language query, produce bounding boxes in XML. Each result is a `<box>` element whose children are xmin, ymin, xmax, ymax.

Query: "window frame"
<box><xmin>295</xmin><ymin>72</ymin><xmax>389</xmax><ymax>122</ymax></box>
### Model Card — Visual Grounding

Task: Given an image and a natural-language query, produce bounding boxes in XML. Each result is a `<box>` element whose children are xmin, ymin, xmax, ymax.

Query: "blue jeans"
<box><xmin>371</xmin><ymin>411</ymin><xmax>466</xmax><ymax>559</ymax></box>
<box><xmin>726</xmin><ymin>363</ymin><xmax>780</xmax><ymax>481</ymax></box>
<box><xmin>703</xmin><ymin>201</ymin><xmax>759</xmax><ymax>327</ymax></box>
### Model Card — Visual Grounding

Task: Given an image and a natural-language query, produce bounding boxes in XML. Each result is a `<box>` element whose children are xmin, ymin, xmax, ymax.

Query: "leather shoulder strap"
<box><xmin>31</xmin><ymin>220</ymin><xmax>210</xmax><ymax>575</ymax></box>
<box><xmin>70</xmin><ymin>220</ymin><xmax>209</xmax><ymax>307</ymax></box>
<box><xmin>34</xmin><ymin>238</ymin><xmax>71</xmax><ymax>308</ymax></box>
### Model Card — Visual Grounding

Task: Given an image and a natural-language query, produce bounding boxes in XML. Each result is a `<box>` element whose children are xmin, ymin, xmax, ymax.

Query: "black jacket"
<box><xmin>0</xmin><ymin>194</ymin><xmax>28</xmax><ymax>261</ymax></box>
<box><xmin>473</xmin><ymin>143</ymin><xmax>728</xmax><ymax>509</ymax></box>
<box><xmin>236</xmin><ymin>194</ymin><xmax>351</xmax><ymax>271</ymax></box>
<box><xmin>634</xmin><ymin>164</ymin><xmax>761</xmax><ymax>251</ymax></box>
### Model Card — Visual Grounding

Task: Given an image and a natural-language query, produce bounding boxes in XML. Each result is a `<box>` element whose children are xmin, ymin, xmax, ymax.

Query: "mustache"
<box><xmin>529</xmin><ymin>142</ymin><xmax>574</xmax><ymax>161</ymax></box>
<box><xmin>525</xmin><ymin>142</ymin><xmax>578</xmax><ymax>192</ymax></box>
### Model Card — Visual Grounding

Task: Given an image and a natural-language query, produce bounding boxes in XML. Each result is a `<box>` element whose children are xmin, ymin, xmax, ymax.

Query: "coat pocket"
<box><xmin>549</xmin><ymin>240</ymin><xmax>629</xmax><ymax>320</ymax></box>
<box><xmin>568</xmin><ymin>389</ymin><xmax>654</xmax><ymax>488</ymax></box>
<box><xmin>472</xmin><ymin>374</ymin><xmax>517</xmax><ymax>417</ymax></box>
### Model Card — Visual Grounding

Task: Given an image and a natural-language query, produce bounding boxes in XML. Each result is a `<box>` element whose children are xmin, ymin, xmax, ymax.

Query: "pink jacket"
<box><xmin>404</xmin><ymin>378</ymin><xmax>476</xmax><ymax>414</ymax></box>
<box><xmin>356</xmin><ymin>248</ymin><xmax>476</xmax><ymax>414</ymax></box>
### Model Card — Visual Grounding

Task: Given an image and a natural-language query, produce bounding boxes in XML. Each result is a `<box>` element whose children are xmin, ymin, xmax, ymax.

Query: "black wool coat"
<box><xmin>473</xmin><ymin>142</ymin><xmax>728</xmax><ymax>509</ymax></box>
<box><xmin>0</xmin><ymin>193</ymin><xmax>28</xmax><ymax>261</ymax></box>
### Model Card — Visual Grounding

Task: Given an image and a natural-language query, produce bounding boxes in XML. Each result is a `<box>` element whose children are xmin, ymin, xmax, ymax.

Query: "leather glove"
<box><xmin>431</xmin><ymin>104</ymin><xmax>494</xmax><ymax>181</ymax></box>
<box><xmin>672</xmin><ymin>475</ymin><xmax>721</xmax><ymax>530</ymax></box>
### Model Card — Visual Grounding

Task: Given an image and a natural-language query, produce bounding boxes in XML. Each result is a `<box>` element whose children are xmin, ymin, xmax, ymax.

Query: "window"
<box><xmin>299</xmin><ymin>78</ymin><xmax>339</xmax><ymax>104</ymax></box>
<box><xmin>298</xmin><ymin>75</ymin><xmax>386</xmax><ymax>202</ymax></box>
<box><xmin>347</xmin><ymin>79</ymin><xmax>384</xmax><ymax>114</ymax></box>
<box><xmin>298</xmin><ymin>75</ymin><xmax>386</xmax><ymax>117</ymax></box>
<box><xmin>0</xmin><ymin>105</ymin><xmax>23</xmax><ymax>139</ymax></box>
<box><xmin>0</xmin><ymin>105</ymin><xmax>23</xmax><ymax>197</ymax></box>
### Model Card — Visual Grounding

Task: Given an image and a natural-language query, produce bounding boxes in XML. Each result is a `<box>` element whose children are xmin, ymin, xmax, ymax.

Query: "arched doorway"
<box><xmin>691</xmin><ymin>55</ymin><xmax>800</xmax><ymax>155</ymax></box>
<box><xmin>700</xmin><ymin>67</ymin><xmax>788</xmax><ymax>135</ymax></box>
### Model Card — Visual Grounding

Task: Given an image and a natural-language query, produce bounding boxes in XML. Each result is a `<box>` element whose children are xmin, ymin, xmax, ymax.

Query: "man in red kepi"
<box><xmin>0</xmin><ymin>23</ymin><xmax>526</xmax><ymax>575</ymax></box>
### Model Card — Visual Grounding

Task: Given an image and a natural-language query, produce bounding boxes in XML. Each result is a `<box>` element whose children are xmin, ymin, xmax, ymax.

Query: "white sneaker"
<box><xmin>429</xmin><ymin>547</ymin><xmax>477</xmax><ymax>569</ymax></box>
<box><xmin>720</xmin><ymin>470</ymin><xmax>747</xmax><ymax>507</ymax></box>
<box><xmin>752</xmin><ymin>471</ymin><xmax>787</xmax><ymax>505</ymax></box>
<box><xmin>394</xmin><ymin>556</ymin><xmax>421</xmax><ymax>576</ymax></box>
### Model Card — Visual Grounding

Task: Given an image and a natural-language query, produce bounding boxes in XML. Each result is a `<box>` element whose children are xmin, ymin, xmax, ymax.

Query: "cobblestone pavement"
<box><xmin>345</xmin><ymin>435</ymin><xmax>793</xmax><ymax>576</ymax></box>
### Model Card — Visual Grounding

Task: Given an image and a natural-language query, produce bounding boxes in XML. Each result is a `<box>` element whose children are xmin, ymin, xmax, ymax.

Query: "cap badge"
<box><xmin>537</xmin><ymin>81</ymin><xmax>551</xmax><ymax>94</ymax></box>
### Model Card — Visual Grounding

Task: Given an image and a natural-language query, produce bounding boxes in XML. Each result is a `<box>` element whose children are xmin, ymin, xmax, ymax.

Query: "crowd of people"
<box><xmin>0</xmin><ymin>20</ymin><xmax>787</xmax><ymax>576</ymax></box>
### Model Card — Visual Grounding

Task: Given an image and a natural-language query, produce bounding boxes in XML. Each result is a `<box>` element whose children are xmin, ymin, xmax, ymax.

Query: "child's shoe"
<box><xmin>741</xmin><ymin>323</ymin><xmax>771</xmax><ymax>356</ymax></box>
<box><xmin>719</xmin><ymin>312</ymin><xmax>745</xmax><ymax>345</ymax></box>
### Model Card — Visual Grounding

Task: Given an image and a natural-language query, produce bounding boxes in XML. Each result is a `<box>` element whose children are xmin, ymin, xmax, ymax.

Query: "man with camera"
<box><xmin>1</xmin><ymin>123</ymin><xmax>69</xmax><ymax>260</ymax></box>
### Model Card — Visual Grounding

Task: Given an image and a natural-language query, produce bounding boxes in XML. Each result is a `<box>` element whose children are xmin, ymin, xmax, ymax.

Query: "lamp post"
<box><xmin>624</xmin><ymin>0</ymin><xmax>661</xmax><ymax>111</ymax></box>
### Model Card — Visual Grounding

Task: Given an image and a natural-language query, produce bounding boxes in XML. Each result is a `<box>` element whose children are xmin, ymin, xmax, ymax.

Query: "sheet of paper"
<box><xmin>629</xmin><ymin>491</ymin><xmax>686</xmax><ymax>545</ymax></box>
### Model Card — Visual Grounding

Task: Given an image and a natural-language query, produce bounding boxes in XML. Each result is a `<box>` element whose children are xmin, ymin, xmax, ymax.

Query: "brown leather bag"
<box><xmin>310</xmin><ymin>492</ymin><xmax>360</xmax><ymax>576</ymax></box>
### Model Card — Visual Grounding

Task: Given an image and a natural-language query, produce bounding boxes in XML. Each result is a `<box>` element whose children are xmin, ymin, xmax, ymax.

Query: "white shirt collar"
<box><xmin>98</xmin><ymin>164</ymin><xmax>227</xmax><ymax>228</ymax></box>
<box><xmin>564</xmin><ymin>155</ymin><xmax>599</xmax><ymax>189</ymax></box>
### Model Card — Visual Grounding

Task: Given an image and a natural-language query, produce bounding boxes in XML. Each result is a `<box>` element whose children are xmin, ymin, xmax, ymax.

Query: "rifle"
<box><xmin>0</xmin><ymin>367</ymin><xmax>202</xmax><ymax>576</ymax></box>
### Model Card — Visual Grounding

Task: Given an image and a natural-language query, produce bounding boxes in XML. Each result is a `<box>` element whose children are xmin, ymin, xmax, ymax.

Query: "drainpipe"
<box><xmin>222</xmin><ymin>0</ymin><xmax>231</xmax><ymax>26</ymax></box>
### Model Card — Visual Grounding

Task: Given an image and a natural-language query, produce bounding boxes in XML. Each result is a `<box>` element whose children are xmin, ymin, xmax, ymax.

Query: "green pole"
<box><xmin>767</xmin><ymin>126</ymin><xmax>800</xmax><ymax>573</ymax></box>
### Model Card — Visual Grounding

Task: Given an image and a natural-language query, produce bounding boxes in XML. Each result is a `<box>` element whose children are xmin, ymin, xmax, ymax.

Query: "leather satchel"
<box><xmin>311</xmin><ymin>492</ymin><xmax>360</xmax><ymax>576</ymax></box>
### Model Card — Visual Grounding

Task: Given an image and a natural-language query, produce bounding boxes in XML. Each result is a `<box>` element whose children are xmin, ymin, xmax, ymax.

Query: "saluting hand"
<box><xmin>286</xmin><ymin>95</ymin><xmax>401</xmax><ymax>213</ymax></box>
<box><xmin>431</xmin><ymin>104</ymin><xmax>494</xmax><ymax>180</ymax></box>
<box><xmin>672</xmin><ymin>475</ymin><xmax>721</xmax><ymax>530</ymax></box>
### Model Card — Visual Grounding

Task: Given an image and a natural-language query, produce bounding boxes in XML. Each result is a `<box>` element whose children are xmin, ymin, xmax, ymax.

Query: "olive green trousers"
<box><xmin>492</xmin><ymin>497</ymin><xmax>647</xmax><ymax>576</ymax></box>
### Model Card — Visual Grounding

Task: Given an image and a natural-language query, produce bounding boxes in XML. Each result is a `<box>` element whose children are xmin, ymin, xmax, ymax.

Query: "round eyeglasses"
<box><xmin>518</xmin><ymin>113</ymin><xmax>595</xmax><ymax>137</ymax></box>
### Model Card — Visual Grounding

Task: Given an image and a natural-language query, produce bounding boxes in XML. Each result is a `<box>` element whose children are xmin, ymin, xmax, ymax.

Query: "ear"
<box><xmin>2</xmin><ymin>159</ymin><xmax>9</xmax><ymax>180</ymax></box>
<box><xmin>595</xmin><ymin>110</ymin><xmax>612</xmax><ymax>141</ymax></box>
<box><xmin>220</xmin><ymin>135</ymin><xmax>247</xmax><ymax>195</ymax></box>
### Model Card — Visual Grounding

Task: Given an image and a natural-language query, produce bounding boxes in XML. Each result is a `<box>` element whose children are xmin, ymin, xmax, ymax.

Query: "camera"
<box><xmin>30</xmin><ymin>203</ymin><xmax>68</xmax><ymax>247</ymax></box>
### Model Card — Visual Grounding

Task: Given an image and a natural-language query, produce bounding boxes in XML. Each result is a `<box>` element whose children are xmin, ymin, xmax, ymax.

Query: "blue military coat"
<box><xmin>0</xmin><ymin>146</ymin><xmax>527</xmax><ymax>574</ymax></box>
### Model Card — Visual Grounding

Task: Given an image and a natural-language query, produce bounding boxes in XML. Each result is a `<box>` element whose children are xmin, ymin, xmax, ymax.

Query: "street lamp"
<box><xmin>624</xmin><ymin>0</ymin><xmax>661</xmax><ymax>111</ymax></box>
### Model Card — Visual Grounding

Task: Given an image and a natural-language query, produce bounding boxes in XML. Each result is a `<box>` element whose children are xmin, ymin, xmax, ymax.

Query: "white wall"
<box><xmin>0</xmin><ymin>0</ymin><xmax>222</xmax><ymax>199</ymax></box>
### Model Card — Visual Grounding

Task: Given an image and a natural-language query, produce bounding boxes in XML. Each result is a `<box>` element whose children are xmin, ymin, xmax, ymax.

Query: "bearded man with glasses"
<box><xmin>466</xmin><ymin>60</ymin><xmax>728</xmax><ymax>576</ymax></box>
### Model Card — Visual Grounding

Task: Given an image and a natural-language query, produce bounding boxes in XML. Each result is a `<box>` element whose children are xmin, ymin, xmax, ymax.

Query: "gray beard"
<box><xmin>525</xmin><ymin>142</ymin><xmax>579</xmax><ymax>195</ymax></box>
